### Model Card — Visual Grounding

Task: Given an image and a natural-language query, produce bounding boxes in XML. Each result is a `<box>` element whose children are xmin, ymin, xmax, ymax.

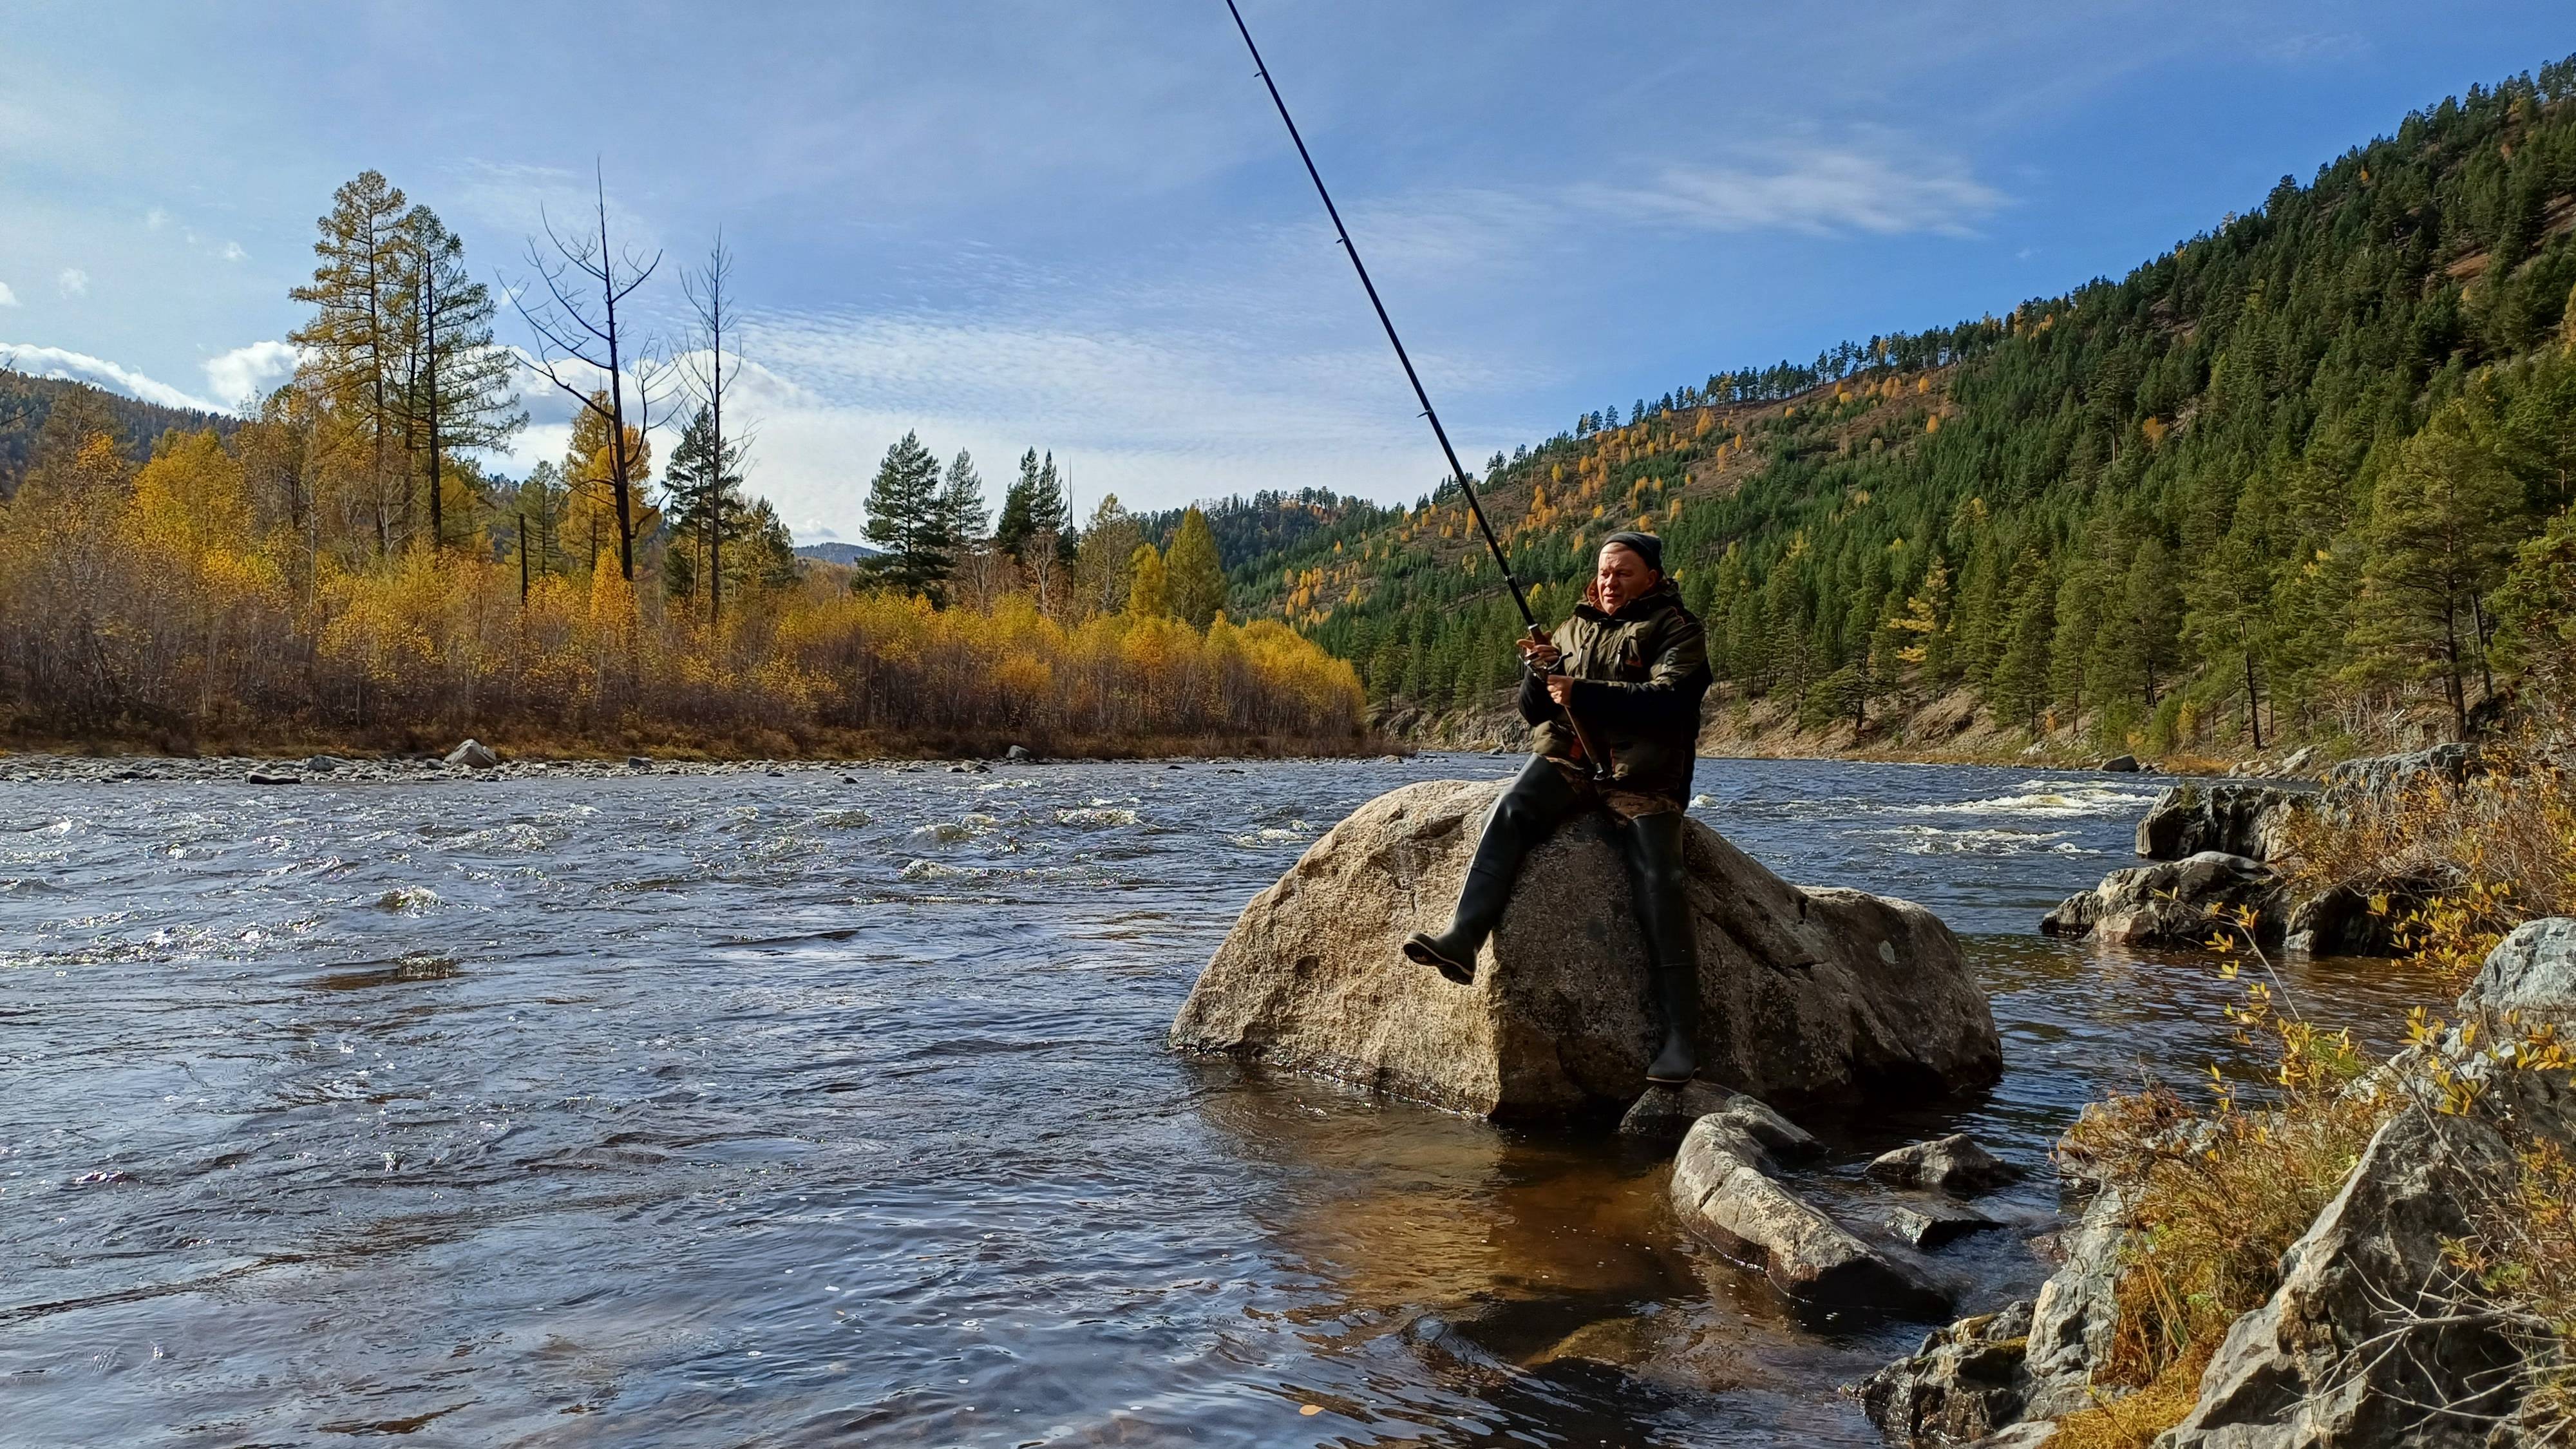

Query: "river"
<box><xmin>0</xmin><ymin>755</ymin><xmax>2448</xmax><ymax>1447</ymax></box>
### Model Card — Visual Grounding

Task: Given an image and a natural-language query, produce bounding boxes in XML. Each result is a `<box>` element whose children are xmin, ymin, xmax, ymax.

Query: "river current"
<box><xmin>1</xmin><ymin>755</ymin><xmax>2447</xmax><ymax>1447</ymax></box>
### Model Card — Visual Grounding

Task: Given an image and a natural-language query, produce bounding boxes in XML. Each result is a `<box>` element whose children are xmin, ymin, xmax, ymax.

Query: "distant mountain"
<box><xmin>0</xmin><ymin>368</ymin><xmax>241</xmax><ymax>494</ymax></box>
<box><xmin>1137</xmin><ymin>488</ymin><xmax>1396</xmax><ymax>571</ymax></box>
<box><xmin>794</xmin><ymin>541</ymin><xmax>883</xmax><ymax>565</ymax></box>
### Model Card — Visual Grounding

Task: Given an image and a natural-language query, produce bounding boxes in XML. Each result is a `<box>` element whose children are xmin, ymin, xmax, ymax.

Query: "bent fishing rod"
<box><xmin>1222</xmin><ymin>0</ymin><xmax>1611</xmax><ymax>779</ymax></box>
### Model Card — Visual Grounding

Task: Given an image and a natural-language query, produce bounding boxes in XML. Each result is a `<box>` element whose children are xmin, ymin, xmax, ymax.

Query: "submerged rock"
<box><xmin>1867</xmin><ymin>1134</ymin><xmax>2018</xmax><ymax>1195</ymax></box>
<box><xmin>1669</xmin><ymin>1117</ymin><xmax>1949</xmax><ymax>1317</ymax></box>
<box><xmin>1885</xmin><ymin>1202</ymin><xmax>2005</xmax><ymax>1249</ymax></box>
<box><xmin>1169</xmin><ymin>779</ymin><xmax>2001</xmax><ymax>1119</ymax></box>
<box><xmin>2133</xmin><ymin>782</ymin><xmax>2306</xmax><ymax>863</ymax></box>
<box><xmin>1615</xmin><ymin>1079</ymin><xmax>1823</xmax><ymax>1158</ymax></box>
<box><xmin>2040</xmin><ymin>851</ymin><xmax>2285</xmax><ymax>947</ymax></box>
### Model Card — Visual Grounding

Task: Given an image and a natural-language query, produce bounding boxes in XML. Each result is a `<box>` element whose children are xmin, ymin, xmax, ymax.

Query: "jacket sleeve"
<box><xmin>1515</xmin><ymin>620</ymin><xmax>1577</xmax><ymax>725</ymax></box>
<box><xmin>1568</xmin><ymin>612</ymin><xmax>1710</xmax><ymax>732</ymax></box>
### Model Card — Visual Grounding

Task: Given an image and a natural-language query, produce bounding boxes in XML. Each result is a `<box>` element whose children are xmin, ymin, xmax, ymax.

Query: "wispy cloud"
<box><xmin>1580</xmin><ymin>134</ymin><xmax>2009</xmax><ymax>238</ymax></box>
<box><xmin>202</xmin><ymin>339</ymin><xmax>300</xmax><ymax>408</ymax></box>
<box><xmin>0</xmin><ymin>282</ymin><xmax>17</xmax><ymax>308</ymax></box>
<box><xmin>56</xmin><ymin>268</ymin><xmax>89</xmax><ymax>298</ymax></box>
<box><xmin>0</xmin><ymin>341</ymin><xmax>223</xmax><ymax>412</ymax></box>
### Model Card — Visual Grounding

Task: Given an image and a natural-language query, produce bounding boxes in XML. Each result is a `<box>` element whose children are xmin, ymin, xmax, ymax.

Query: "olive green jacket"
<box><xmin>1517</xmin><ymin>580</ymin><xmax>1712</xmax><ymax>802</ymax></box>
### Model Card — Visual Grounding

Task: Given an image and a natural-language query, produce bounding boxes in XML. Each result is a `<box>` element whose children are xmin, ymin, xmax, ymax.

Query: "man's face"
<box><xmin>1595</xmin><ymin>544</ymin><xmax>1657</xmax><ymax>612</ymax></box>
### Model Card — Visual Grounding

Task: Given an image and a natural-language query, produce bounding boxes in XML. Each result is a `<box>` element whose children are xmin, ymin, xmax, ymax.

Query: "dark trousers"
<box><xmin>1468</xmin><ymin>756</ymin><xmax>1696</xmax><ymax>972</ymax></box>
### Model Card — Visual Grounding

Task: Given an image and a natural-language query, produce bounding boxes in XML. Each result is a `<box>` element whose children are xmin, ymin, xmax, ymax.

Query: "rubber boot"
<box><xmin>1645</xmin><ymin>965</ymin><xmax>1701</xmax><ymax>1084</ymax></box>
<box><xmin>1401</xmin><ymin>862</ymin><xmax>1512</xmax><ymax>985</ymax></box>
<box><xmin>1621</xmin><ymin>811</ymin><xmax>1701</xmax><ymax>1084</ymax></box>
<box><xmin>1404</xmin><ymin>757</ymin><xmax>1577</xmax><ymax>985</ymax></box>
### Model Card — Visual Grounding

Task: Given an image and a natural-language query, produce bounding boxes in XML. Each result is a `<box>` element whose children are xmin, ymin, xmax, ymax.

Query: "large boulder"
<box><xmin>1170</xmin><ymin>779</ymin><xmax>2001</xmax><ymax>1119</ymax></box>
<box><xmin>2157</xmin><ymin>1108</ymin><xmax>2523</xmax><ymax>1448</ymax></box>
<box><xmin>1669</xmin><ymin>1117</ymin><xmax>1951</xmax><ymax>1317</ymax></box>
<box><xmin>2134</xmin><ymin>783</ymin><xmax>2306</xmax><ymax>863</ymax></box>
<box><xmin>2022</xmin><ymin>1185</ymin><xmax>2134</xmax><ymax>1419</ymax></box>
<box><xmin>2040</xmin><ymin>852</ymin><xmax>2286</xmax><ymax>948</ymax></box>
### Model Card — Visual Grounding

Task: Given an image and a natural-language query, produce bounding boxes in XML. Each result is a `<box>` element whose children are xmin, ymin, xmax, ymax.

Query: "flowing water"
<box><xmin>0</xmin><ymin>755</ymin><xmax>2449</xmax><ymax>1447</ymax></box>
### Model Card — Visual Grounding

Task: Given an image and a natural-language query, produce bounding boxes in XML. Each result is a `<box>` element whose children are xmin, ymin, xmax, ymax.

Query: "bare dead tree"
<box><xmin>680</xmin><ymin>232</ymin><xmax>753</xmax><ymax>624</ymax></box>
<box><xmin>509</xmin><ymin>164</ymin><xmax>667</xmax><ymax>582</ymax></box>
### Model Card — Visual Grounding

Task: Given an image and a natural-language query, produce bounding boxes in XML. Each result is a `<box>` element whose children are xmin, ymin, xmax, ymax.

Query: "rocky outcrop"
<box><xmin>2319</xmin><ymin>742</ymin><xmax>2485</xmax><ymax>803</ymax></box>
<box><xmin>1170</xmin><ymin>780</ymin><xmax>2002</xmax><ymax>1119</ymax></box>
<box><xmin>2460</xmin><ymin>916</ymin><xmax>2576</xmax><ymax>1023</ymax></box>
<box><xmin>1867</xmin><ymin>1134</ymin><xmax>2018</xmax><ymax>1195</ymax></box>
<box><xmin>1615</xmin><ymin>1079</ymin><xmax>1822</xmax><ymax>1157</ymax></box>
<box><xmin>2021</xmin><ymin>1184</ymin><xmax>2133</xmax><ymax>1419</ymax></box>
<box><xmin>2134</xmin><ymin>783</ymin><xmax>2307</xmax><ymax>863</ymax></box>
<box><xmin>1669</xmin><ymin>1117</ymin><xmax>1950</xmax><ymax>1317</ymax></box>
<box><xmin>2157</xmin><ymin>1108</ymin><xmax>2523</xmax><ymax>1447</ymax></box>
<box><xmin>2040</xmin><ymin>852</ymin><xmax>2286</xmax><ymax>948</ymax></box>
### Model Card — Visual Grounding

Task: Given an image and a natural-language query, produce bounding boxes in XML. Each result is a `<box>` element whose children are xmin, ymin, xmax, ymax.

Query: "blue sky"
<box><xmin>2</xmin><ymin>2</ymin><xmax>2569</xmax><ymax>542</ymax></box>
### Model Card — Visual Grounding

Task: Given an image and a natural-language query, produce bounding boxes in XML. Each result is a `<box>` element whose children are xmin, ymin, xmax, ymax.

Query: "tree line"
<box><xmin>0</xmin><ymin>168</ymin><xmax>1366</xmax><ymax>754</ymax></box>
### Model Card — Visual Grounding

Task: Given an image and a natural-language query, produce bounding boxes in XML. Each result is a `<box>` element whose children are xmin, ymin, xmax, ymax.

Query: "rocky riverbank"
<box><xmin>1862</xmin><ymin>916</ymin><xmax>2576</xmax><ymax>1448</ymax></box>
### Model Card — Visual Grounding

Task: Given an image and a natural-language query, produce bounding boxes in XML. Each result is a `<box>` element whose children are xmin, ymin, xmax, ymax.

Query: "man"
<box><xmin>1401</xmin><ymin>531</ymin><xmax>1713</xmax><ymax>1084</ymax></box>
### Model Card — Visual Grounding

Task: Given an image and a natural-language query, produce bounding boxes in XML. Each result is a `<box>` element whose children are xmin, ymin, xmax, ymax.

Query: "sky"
<box><xmin>3</xmin><ymin>2</ymin><xmax>2571</xmax><ymax>544</ymax></box>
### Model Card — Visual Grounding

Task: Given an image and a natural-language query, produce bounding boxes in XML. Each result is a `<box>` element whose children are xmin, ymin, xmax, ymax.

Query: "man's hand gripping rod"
<box><xmin>1223</xmin><ymin>0</ymin><xmax>1611</xmax><ymax>779</ymax></box>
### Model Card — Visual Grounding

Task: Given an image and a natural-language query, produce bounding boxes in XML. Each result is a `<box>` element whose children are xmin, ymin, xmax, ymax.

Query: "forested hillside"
<box><xmin>0</xmin><ymin>370</ymin><xmax>238</xmax><ymax>499</ymax></box>
<box><xmin>1238</xmin><ymin>55</ymin><xmax>2576</xmax><ymax>758</ymax></box>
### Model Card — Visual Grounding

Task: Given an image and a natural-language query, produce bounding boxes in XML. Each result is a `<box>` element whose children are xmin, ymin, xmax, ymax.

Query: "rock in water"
<box><xmin>1168</xmin><ymin>779</ymin><xmax>2000</xmax><ymax>1119</ymax></box>
<box><xmin>1670</xmin><ymin>1118</ymin><xmax>1950</xmax><ymax>1316</ymax></box>
<box><xmin>1867</xmin><ymin>1133</ymin><xmax>2018</xmax><ymax>1195</ymax></box>
<box><xmin>2040</xmin><ymin>851</ymin><xmax>2284</xmax><ymax>948</ymax></box>
<box><xmin>2158</xmin><ymin>1108</ymin><xmax>2522</xmax><ymax>1447</ymax></box>
<box><xmin>2098</xmin><ymin>755</ymin><xmax>2139</xmax><ymax>772</ymax></box>
<box><xmin>1885</xmin><ymin>1202</ymin><xmax>2003</xmax><ymax>1249</ymax></box>
<box><xmin>445</xmin><ymin>739</ymin><xmax>500</xmax><ymax>768</ymax></box>
<box><xmin>1859</xmin><ymin>1300</ymin><xmax>2034</xmax><ymax>1443</ymax></box>
<box><xmin>2132</xmin><ymin>783</ymin><xmax>2305</xmax><ymax>862</ymax></box>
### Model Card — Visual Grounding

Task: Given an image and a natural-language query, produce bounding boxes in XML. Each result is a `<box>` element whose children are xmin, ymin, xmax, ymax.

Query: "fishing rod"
<box><xmin>1222</xmin><ymin>0</ymin><xmax>1609</xmax><ymax>777</ymax></box>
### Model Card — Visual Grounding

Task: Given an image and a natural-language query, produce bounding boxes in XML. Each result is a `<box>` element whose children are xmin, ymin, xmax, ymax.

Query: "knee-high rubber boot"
<box><xmin>1403</xmin><ymin>757</ymin><xmax>1576</xmax><ymax>985</ymax></box>
<box><xmin>1621</xmin><ymin>811</ymin><xmax>1701</xmax><ymax>1084</ymax></box>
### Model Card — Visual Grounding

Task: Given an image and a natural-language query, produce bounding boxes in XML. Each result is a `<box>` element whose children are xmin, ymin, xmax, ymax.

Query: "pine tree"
<box><xmin>665</xmin><ymin>405</ymin><xmax>746</xmax><ymax>620</ymax></box>
<box><xmin>1127</xmin><ymin>542</ymin><xmax>1170</xmax><ymax>618</ymax></box>
<box><xmin>1989</xmin><ymin>548</ymin><xmax>2055</xmax><ymax>734</ymax></box>
<box><xmin>1165</xmin><ymin>506</ymin><xmax>1227</xmax><ymax>627</ymax></box>
<box><xmin>289</xmin><ymin>169</ymin><xmax>411</xmax><ymax>553</ymax></box>
<box><xmin>938</xmin><ymin>451</ymin><xmax>987</xmax><ymax>553</ymax></box>
<box><xmin>859</xmin><ymin>431</ymin><xmax>952</xmax><ymax>603</ymax></box>
<box><xmin>2348</xmin><ymin>410</ymin><xmax>2523</xmax><ymax>739</ymax></box>
<box><xmin>395</xmin><ymin>204</ymin><xmax>522</xmax><ymax>551</ymax></box>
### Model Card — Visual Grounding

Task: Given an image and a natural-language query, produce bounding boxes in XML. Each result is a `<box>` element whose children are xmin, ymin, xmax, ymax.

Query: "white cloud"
<box><xmin>0</xmin><ymin>283</ymin><xmax>17</xmax><ymax>308</ymax></box>
<box><xmin>1579</xmin><ymin>134</ymin><xmax>2008</xmax><ymax>238</ymax></box>
<box><xmin>56</xmin><ymin>268</ymin><xmax>90</xmax><ymax>298</ymax></box>
<box><xmin>202</xmin><ymin>339</ymin><xmax>301</xmax><ymax>408</ymax></box>
<box><xmin>0</xmin><ymin>341</ymin><xmax>223</xmax><ymax>412</ymax></box>
<box><xmin>220</xmin><ymin>241</ymin><xmax>247</xmax><ymax>262</ymax></box>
